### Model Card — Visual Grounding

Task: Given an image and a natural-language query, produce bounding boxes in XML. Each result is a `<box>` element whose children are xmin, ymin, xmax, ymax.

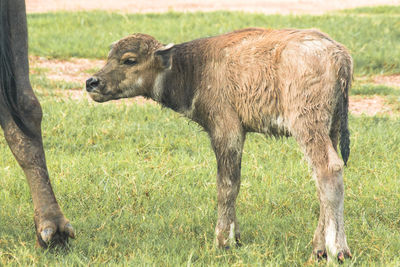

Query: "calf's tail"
<box><xmin>0</xmin><ymin>1</ymin><xmax>34</xmax><ymax>137</ymax></box>
<box><xmin>338</xmin><ymin>56</ymin><xmax>352</xmax><ymax>166</ymax></box>
<box><xmin>339</xmin><ymin>89</ymin><xmax>350</xmax><ymax>166</ymax></box>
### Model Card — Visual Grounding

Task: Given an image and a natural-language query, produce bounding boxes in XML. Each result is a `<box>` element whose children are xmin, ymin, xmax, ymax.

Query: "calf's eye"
<box><xmin>123</xmin><ymin>59</ymin><xmax>137</xmax><ymax>66</ymax></box>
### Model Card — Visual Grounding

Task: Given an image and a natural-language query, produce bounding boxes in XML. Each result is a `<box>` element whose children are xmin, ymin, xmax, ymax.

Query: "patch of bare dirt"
<box><xmin>349</xmin><ymin>96</ymin><xmax>392</xmax><ymax>116</ymax></box>
<box><xmin>30</xmin><ymin>56</ymin><xmax>105</xmax><ymax>85</ymax></box>
<box><xmin>25</xmin><ymin>0</ymin><xmax>400</xmax><ymax>15</ymax></box>
<box><xmin>373</xmin><ymin>74</ymin><xmax>400</xmax><ymax>88</ymax></box>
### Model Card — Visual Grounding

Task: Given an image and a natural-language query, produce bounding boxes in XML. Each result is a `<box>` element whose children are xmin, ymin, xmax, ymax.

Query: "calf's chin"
<box><xmin>88</xmin><ymin>93</ymin><xmax>107</xmax><ymax>103</ymax></box>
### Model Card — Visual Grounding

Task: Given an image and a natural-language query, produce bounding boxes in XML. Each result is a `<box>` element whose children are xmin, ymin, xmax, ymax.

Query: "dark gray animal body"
<box><xmin>87</xmin><ymin>27</ymin><xmax>352</xmax><ymax>262</ymax></box>
<box><xmin>0</xmin><ymin>0</ymin><xmax>74</xmax><ymax>248</ymax></box>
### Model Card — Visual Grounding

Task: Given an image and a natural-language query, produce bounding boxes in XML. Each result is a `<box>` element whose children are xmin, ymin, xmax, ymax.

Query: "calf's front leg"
<box><xmin>208</xmin><ymin>114</ymin><xmax>245</xmax><ymax>248</ymax></box>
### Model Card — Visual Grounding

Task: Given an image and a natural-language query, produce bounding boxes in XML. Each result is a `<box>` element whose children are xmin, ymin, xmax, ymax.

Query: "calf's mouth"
<box><xmin>85</xmin><ymin>76</ymin><xmax>110</xmax><ymax>102</ymax></box>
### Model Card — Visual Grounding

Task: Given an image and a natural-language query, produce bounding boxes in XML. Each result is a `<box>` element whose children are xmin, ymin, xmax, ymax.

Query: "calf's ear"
<box><xmin>154</xmin><ymin>43</ymin><xmax>174</xmax><ymax>70</ymax></box>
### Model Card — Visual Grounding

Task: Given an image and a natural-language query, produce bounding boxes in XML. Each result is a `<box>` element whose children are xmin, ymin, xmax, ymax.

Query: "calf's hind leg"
<box><xmin>293</xmin><ymin>127</ymin><xmax>351</xmax><ymax>262</ymax></box>
<box><xmin>207</xmin><ymin>110</ymin><xmax>245</xmax><ymax>248</ymax></box>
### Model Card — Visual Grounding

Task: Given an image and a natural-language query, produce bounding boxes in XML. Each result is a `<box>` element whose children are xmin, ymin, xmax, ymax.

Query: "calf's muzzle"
<box><xmin>86</xmin><ymin>77</ymin><xmax>100</xmax><ymax>92</ymax></box>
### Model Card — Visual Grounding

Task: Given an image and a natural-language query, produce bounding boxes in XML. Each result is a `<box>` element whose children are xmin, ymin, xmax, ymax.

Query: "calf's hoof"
<box><xmin>316</xmin><ymin>250</ymin><xmax>327</xmax><ymax>260</ymax></box>
<box><xmin>337</xmin><ymin>251</ymin><xmax>352</xmax><ymax>263</ymax></box>
<box><xmin>34</xmin><ymin>214</ymin><xmax>75</xmax><ymax>249</ymax></box>
<box><xmin>312</xmin><ymin>249</ymin><xmax>352</xmax><ymax>264</ymax></box>
<box><xmin>215</xmin><ymin>223</ymin><xmax>241</xmax><ymax>249</ymax></box>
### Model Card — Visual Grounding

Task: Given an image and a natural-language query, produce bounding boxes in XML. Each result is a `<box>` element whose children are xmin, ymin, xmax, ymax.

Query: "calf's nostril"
<box><xmin>86</xmin><ymin>77</ymin><xmax>100</xmax><ymax>92</ymax></box>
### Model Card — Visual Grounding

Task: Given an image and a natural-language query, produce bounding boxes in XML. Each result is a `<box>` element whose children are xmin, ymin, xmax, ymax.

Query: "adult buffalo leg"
<box><xmin>0</xmin><ymin>0</ymin><xmax>74</xmax><ymax>248</ymax></box>
<box><xmin>207</xmin><ymin>108</ymin><xmax>245</xmax><ymax>248</ymax></box>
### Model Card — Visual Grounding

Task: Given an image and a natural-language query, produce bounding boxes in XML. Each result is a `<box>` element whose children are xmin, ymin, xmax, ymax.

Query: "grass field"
<box><xmin>27</xmin><ymin>6</ymin><xmax>400</xmax><ymax>75</ymax></box>
<box><xmin>0</xmin><ymin>6</ymin><xmax>400</xmax><ymax>266</ymax></box>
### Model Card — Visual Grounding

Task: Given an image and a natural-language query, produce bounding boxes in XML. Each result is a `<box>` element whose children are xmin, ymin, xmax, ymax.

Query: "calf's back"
<box><xmin>169</xmin><ymin>28</ymin><xmax>352</xmax><ymax>138</ymax></box>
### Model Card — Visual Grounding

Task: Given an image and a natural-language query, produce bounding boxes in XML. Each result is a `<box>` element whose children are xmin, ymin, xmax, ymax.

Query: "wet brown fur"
<box><xmin>87</xmin><ymin>27</ymin><xmax>352</xmax><ymax>261</ymax></box>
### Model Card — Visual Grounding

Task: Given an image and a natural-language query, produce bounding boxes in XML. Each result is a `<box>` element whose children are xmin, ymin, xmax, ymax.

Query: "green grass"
<box><xmin>351</xmin><ymin>83</ymin><xmax>400</xmax><ymax>96</ymax></box>
<box><xmin>1</xmin><ymin>5</ymin><xmax>400</xmax><ymax>266</ymax></box>
<box><xmin>1</xmin><ymin>94</ymin><xmax>400</xmax><ymax>265</ymax></box>
<box><xmin>27</xmin><ymin>9</ymin><xmax>400</xmax><ymax>75</ymax></box>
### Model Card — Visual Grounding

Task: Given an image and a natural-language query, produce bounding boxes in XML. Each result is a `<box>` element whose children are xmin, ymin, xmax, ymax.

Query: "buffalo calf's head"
<box><xmin>86</xmin><ymin>33</ymin><xmax>174</xmax><ymax>102</ymax></box>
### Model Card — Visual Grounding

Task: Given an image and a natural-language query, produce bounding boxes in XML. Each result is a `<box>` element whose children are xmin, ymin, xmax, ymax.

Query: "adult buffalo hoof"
<box><xmin>35</xmin><ymin>214</ymin><xmax>75</xmax><ymax>249</ymax></box>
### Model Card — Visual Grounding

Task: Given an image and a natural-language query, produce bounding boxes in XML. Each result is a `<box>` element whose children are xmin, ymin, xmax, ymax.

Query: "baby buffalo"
<box><xmin>86</xmin><ymin>28</ymin><xmax>352</xmax><ymax>262</ymax></box>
